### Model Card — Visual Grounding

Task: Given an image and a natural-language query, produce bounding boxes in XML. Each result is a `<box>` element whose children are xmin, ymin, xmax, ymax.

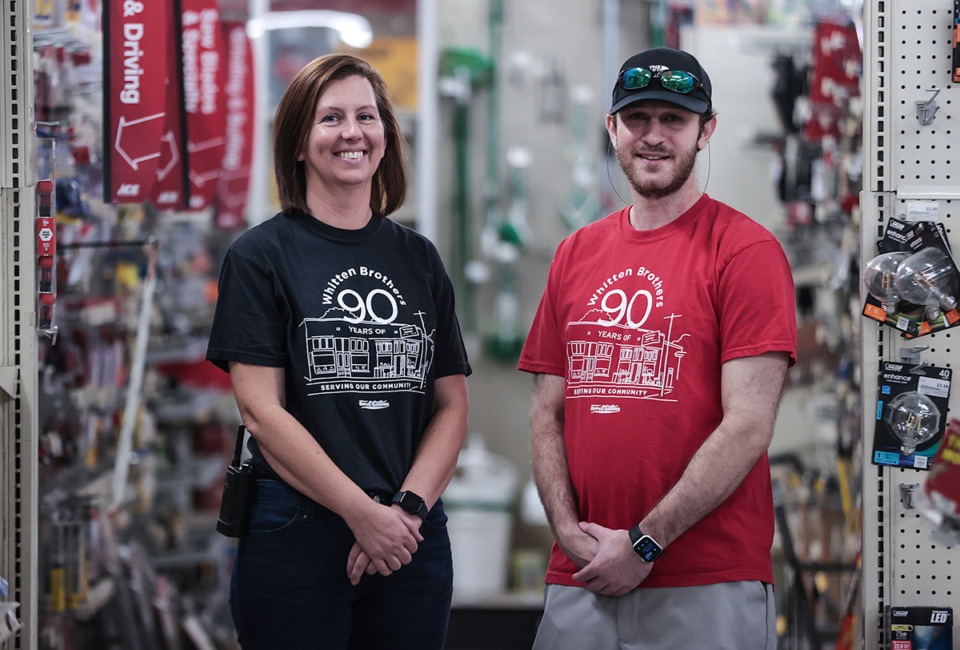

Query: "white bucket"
<box><xmin>443</xmin><ymin>434</ymin><xmax>517</xmax><ymax>602</ymax></box>
<box><xmin>447</xmin><ymin>508</ymin><xmax>513</xmax><ymax>601</ymax></box>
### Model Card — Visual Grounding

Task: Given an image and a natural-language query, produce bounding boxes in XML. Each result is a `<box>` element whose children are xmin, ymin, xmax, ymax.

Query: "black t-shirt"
<box><xmin>206</xmin><ymin>211</ymin><xmax>471</xmax><ymax>494</ymax></box>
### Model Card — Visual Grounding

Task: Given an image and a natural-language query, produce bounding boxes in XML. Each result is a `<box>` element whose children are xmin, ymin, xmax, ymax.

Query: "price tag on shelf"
<box><xmin>904</xmin><ymin>201</ymin><xmax>940</xmax><ymax>222</ymax></box>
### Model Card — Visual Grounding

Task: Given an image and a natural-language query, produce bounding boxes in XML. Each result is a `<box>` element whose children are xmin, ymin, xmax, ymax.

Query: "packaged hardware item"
<box><xmin>872</xmin><ymin>362</ymin><xmax>951</xmax><ymax>470</ymax></box>
<box><xmin>886</xmin><ymin>605</ymin><xmax>953</xmax><ymax>650</ymax></box>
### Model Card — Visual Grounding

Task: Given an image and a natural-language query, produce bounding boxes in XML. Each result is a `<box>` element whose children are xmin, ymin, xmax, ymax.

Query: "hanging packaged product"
<box><xmin>877</xmin><ymin>217</ymin><xmax>914</xmax><ymax>254</ymax></box>
<box><xmin>922</xmin><ymin>419</ymin><xmax>960</xmax><ymax>524</ymax></box>
<box><xmin>885</xmin><ymin>605</ymin><xmax>953</xmax><ymax>650</ymax></box>
<box><xmin>862</xmin><ymin>219</ymin><xmax>960</xmax><ymax>338</ymax></box>
<box><xmin>872</xmin><ymin>361</ymin><xmax>952</xmax><ymax>470</ymax></box>
<box><xmin>36</xmin><ymin>179</ymin><xmax>57</xmax><ymax>335</ymax></box>
<box><xmin>952</xmin><ymin>0</ymin><xmax>960</xmax><ymax>83</ymax></box>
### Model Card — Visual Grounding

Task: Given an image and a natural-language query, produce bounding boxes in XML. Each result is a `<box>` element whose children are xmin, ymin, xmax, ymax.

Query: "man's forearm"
<box><xmin>638</xmin><ymin>352</ymin><xmax>789</xmax><ymax>548</ymax></box>
<box><xmin>531</xmin><ymin>425</ymin><xmax>580</xmax><ymax>537</ymax></box>
<box><xmin>639</xmin><ymin>419</ymin><xmax>771</xmax><ymax>547</ymax></box>
<box><xmin>529</xmin><ymin>374</ymin><xmax>581</xmax><ymax>539</ymax></box>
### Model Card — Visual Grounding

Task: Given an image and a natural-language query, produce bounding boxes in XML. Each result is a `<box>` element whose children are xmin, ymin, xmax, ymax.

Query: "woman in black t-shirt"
<box><xmin>207</xmin><ymin>54</ymin><xmax>471</xmax><ymax>649</ymax></box>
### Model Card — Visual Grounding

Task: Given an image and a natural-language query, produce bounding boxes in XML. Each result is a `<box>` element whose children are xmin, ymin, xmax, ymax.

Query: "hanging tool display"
<box><xmin>111</xmin><ymin>239</ymin><xmax>159</xmax><ymax>512</ymax></box>
<box><xmin>559</xmin><ymin>86</ymin><xmax>602</xmax><ymax>232</ymax></box>
<box><xmin>41</xmin><ymin>497</ymin><xmax>92</xmax><ymax>619</ymax></box>
<box><xmin>481</xmin><ymin>0</ymin><xmax>505</xmax><ymax>261</ymax></box>
<box><xmin>484</xmin><ymin>148</ymin><xmax>530</xmax><ymax>362</ymax></box>
<box><xmin>953</xmin><ymin>0</ymin><xmax>959</xmax><ymax>82</ymax></box>
<box><xmin>439</xmin><ymin>0</ymin><xmax>529</xmax><ymax>363</ymax></box>
<box><xmin>37</xmin><ymin>179</ymin><xmax>58</xmax><ymax>338</ymax></box>
<box><xmin>438</xmin><ymin>47</ymin><xmax>494</xmax><ymax>332</ymax></box>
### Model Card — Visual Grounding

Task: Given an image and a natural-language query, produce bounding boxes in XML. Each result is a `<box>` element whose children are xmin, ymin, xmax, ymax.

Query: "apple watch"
<box><xmin>391</xmin><ymin>490</ymin><xmax>428</xmax><ymax>519</ymax></box>
<box><xmin>628</xmin><ymin>524</ymin><xmax>663</xmax><ymax>562</ymax></box>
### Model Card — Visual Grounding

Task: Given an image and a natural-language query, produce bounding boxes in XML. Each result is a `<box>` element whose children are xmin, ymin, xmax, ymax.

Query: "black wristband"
<box><xmin>628</xmin><ymin>524</ymin><xmax>663</xmax><ymax>562</ymax></box>
<box><xmin>391</xmin><ymin>490</ymin><xmax>427</xmax><ymax>519</ymax></box>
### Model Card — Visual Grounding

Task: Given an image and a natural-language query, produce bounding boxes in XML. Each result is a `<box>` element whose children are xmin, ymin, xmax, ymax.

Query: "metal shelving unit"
<box><xmin>1</xmin><ymin>0</ymin><xmax>39</xmax><ymax>646</ymax></box>
<box><xmin>861</xmin><ymin>0</ymin><xmax>960</xmax><ymax>647</ymax></box>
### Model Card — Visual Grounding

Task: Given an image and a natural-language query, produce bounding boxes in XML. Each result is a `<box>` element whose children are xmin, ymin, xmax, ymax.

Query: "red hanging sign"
<box><xmin>214</xmin><ymin>21</ymin><xmax>255</xmax><ymax>230</ymax></box>
<box><xmin>151</xmin><ymin>0</ymin><xmax>225</xmax><ymax>211</ymax></box>
<box><xmin>103</xmin><ymin>0</ymin><xmax>168</xmax><ymax>203</ymax></box>
<box><xmin>182</xmin><ymin>0</ymin><xmax>225</xmax><ymax>211</ymax></box>
<box><xmin>150</xmin><ymin>0</ymin><xmax>189</xmax><ymax>210</ymax></box>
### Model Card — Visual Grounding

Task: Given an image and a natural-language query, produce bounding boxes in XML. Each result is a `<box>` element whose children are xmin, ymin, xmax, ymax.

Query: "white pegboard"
<box><xmin>883</xmin><ymin>1</ymin><xmax>960</xmax><ymax>198</ymax></box>
<box><xmin>890</xmin><ymin>3</ymin><xmax>959</xmax><ymax>197</ymax></box>
<box><xmin>889</xmin><ymin>469</ymin><xmax>956</xmax><ymax>597</ymax></box>
<box><xmin>862</xmin><ymin>1</ymin><xmax>960</xmax><ymax>648</ymax></box>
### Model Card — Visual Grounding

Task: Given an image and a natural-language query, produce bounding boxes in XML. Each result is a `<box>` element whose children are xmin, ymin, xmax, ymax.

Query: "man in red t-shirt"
<box><xmin>518</xmin><ymin>47</ymin><xmax>797</xmax><ymax>649</ymax></box>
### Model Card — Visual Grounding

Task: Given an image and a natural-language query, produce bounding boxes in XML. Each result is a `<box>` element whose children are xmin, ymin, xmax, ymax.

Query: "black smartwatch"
<box><xmin>391</xmin><ymin>491</ymin><xmax>428</xmax><ymax>519</ymax></box>
<box><xmin>628</xmin><ymin>524</ymin><xmax>663</xmax><ymax>562</ymax></box>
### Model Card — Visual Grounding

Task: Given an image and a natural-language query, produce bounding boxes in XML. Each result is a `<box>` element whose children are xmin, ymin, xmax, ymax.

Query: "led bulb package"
<box><xmin>886</xmin><ymin>606</ymin><xmax>953</xmax><ymax>650</ymax></box>
<box><xmin>863</xmin><ymin>251</ymin><xmax>909</xmax><ymax>315</ymax></box>
<box><xmin>887</xmin><ymin>391</ymin><xmax>941</xmax><ymax>456</ymax></box>
<box><xmin>863</xmin><ymin>219</ymin><xmax>960</xmax><ymax>338</ymax></box>
<box><xmin>877</xmin><ymin>217</ymin><xmax>914</xmax><ymax>254</ymax></box>
<box><xmin>901</xmin><ymin>222</ymin><xmax>960</xmax><ymax>337</ymax></box>
<box><xmin>873</xmin><ymin>361</ymin><xmax>952</xmax><ymax>470</ymax></box>
<box><xmin>896</xmin><ymin>248</ymin><xmax>959</xmax><ymax>323</ymax></box>
<box><xmin>863</xmin><ymin>219</ymin><xmax>923</xmax><ymax>336</ymax></box>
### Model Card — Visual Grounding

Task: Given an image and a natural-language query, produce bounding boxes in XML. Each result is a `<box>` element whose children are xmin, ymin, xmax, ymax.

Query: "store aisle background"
<box><xmin>0</xmin><ymin>0</ymin><xmax>887</xmax><ymax>648</ymax></box>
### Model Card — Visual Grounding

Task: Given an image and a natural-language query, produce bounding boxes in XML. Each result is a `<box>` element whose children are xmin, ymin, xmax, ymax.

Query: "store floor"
<box><xmin>445</xmin><ymin>603</ymin><xmax>542</xmax><ymax>649</ymax></box>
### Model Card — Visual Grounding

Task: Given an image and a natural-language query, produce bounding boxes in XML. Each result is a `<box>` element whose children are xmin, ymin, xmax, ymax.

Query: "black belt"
<box><xmin>368</xmin><ymin>491</ymin><xmax>394</xmax><ymax>504</ymax></box>
<box><xmin>252</xmin><ymin>473</ymin><xmax>393</xmax><ymax>505</ymax></box>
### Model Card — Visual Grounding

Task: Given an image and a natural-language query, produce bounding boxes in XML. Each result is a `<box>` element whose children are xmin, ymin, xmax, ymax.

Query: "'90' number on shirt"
<box><xmin>337</xmin><ymin>289</ymin><xmax>399</xmax><ymax>324</ymax></box>
<box><xmin>599</xmin><ymin>289</ymin><xmax>653</xmax><ymax>329</ymax></box>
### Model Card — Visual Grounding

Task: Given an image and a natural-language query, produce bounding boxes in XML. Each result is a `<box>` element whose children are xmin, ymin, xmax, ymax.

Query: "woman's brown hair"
<box><xmin>273</xmin><ymin>54</ymin><xmax>407</xmax><ymax>217</ymax></box>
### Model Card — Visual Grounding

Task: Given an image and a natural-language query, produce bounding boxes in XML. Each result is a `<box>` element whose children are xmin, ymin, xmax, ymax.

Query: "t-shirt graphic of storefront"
<box><xmin>301</xmin><ymin>312</ymin><xmax>435</xmax><ymax>395</ymax></box>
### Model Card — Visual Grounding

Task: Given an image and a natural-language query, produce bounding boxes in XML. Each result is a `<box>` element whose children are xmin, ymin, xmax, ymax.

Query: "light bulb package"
<box><xmin>873</xmin><ymin>361</ymin><xmax>952</xmax><ymax>470</ymax></box>
<box><xmin>885</xmin><ymin>605</ymin><xmax>953</xmax><ymax>650</ymax></box>
<box><xmin>863</xmin><ymin>219</ymin><xmax>960</xmax><ymax>338</ymax></box>
<box><xmin>876</xmin><ymin>217</ymin><xmax>915</xmax><ymax>254</ymax></box>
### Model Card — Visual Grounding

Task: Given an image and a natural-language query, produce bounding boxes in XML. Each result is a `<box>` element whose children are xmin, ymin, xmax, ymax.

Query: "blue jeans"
<box><xmin>230</xmin><ymin>479</ymin><xmax>453</xmax><ymax>650</ymax></box>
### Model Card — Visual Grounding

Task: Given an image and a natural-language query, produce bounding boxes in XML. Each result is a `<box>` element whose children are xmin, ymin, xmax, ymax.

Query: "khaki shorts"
<box><xmin>533</xmin><ymin>581</ymin><xmax>777</xmax><ymax>650</ymax></box>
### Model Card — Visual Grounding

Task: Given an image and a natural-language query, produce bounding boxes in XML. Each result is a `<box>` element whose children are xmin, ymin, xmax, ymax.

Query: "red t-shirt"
<box><xmin>518</xmin><ymin>195</ymin><xmax>797</xmax><ymax>589</ymax></box>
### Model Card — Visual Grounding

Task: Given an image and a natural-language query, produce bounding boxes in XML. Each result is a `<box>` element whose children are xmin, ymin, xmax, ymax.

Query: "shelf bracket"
<box><xmin>0</xmin><ymin>365</ymin><xmax>16</xmax><ymax>398</ymax></box>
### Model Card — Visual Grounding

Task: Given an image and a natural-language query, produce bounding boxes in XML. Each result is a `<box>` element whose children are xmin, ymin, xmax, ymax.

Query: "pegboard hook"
<box><xmin>915</xmin><ymin>87</ymin><xmax>940</xmax><ymax>125</ymax></box>
<box><xmin>899</xmin><ymin>345</ymin><xmax>929</xmax><ymax>366</ymax></box>
<box><xmin>899</xmin><ymin>483</ymin><xmax>919</xmax><ymax>509</ymax></box>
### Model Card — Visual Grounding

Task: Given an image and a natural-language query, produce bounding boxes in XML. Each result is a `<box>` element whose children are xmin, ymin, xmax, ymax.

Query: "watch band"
<box><xmin>628</xmin><ymin>524</ymin><xmax>663</xmax><ymax>562</ymax></box>
<box><xmin>391</xmin><ymin>490</ymin><xmax>428</xmax><ymax>519</ymax></box>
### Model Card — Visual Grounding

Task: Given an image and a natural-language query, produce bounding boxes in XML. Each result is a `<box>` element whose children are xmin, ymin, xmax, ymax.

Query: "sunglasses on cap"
<box><xmin>618</xmin><ymin>67</ymin><xmax>704</xmax><ymax>95</ymax></box>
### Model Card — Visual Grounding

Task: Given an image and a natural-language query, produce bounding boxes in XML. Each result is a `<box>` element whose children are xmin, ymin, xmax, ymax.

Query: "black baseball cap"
<box><xmin>609</xmin><ymin>47</ymin><xmax>712</xmax><ymax>115</ymax></box>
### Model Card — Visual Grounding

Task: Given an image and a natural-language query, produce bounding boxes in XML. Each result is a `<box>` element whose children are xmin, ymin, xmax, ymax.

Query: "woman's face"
<box><xmin>299</xmin><ymin>74</ymin><xmax>387</xmax><ymax>196</ymax></box>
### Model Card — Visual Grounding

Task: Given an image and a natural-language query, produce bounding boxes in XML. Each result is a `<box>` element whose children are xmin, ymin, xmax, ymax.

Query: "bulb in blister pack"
<box><xmin>886</xmin><ymin>391</ymin><xmax>941</xmax><ymax>456</ymax></box>
<box><xmin>862</xmin><ymin>252</ymin><xmax>909</xmax><ymax>314</ymax></box>
<box><xmin>895</xmin><ymin>247</ymin><xmax>959</xmax><ymax>321</ymax></box>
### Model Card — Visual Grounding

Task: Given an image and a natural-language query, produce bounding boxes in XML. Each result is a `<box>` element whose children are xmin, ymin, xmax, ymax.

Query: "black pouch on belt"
<box><xmin>216</xmin><ymin>424</ymin><xmax>256</xmax><ymax>537</ymax></box>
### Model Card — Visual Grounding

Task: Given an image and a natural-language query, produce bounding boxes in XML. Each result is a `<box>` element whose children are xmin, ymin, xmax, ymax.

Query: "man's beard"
<box><xmin>617</xmin><ymin>142</ymin><xmax>698</xmax><ymax>199</ymax></box>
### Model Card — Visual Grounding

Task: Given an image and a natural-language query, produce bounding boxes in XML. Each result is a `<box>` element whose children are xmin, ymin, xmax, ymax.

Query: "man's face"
<box><xmin>607</xmin><ymin>100</ymin><xmax>714</xmax><ymax>199</ymax></box>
